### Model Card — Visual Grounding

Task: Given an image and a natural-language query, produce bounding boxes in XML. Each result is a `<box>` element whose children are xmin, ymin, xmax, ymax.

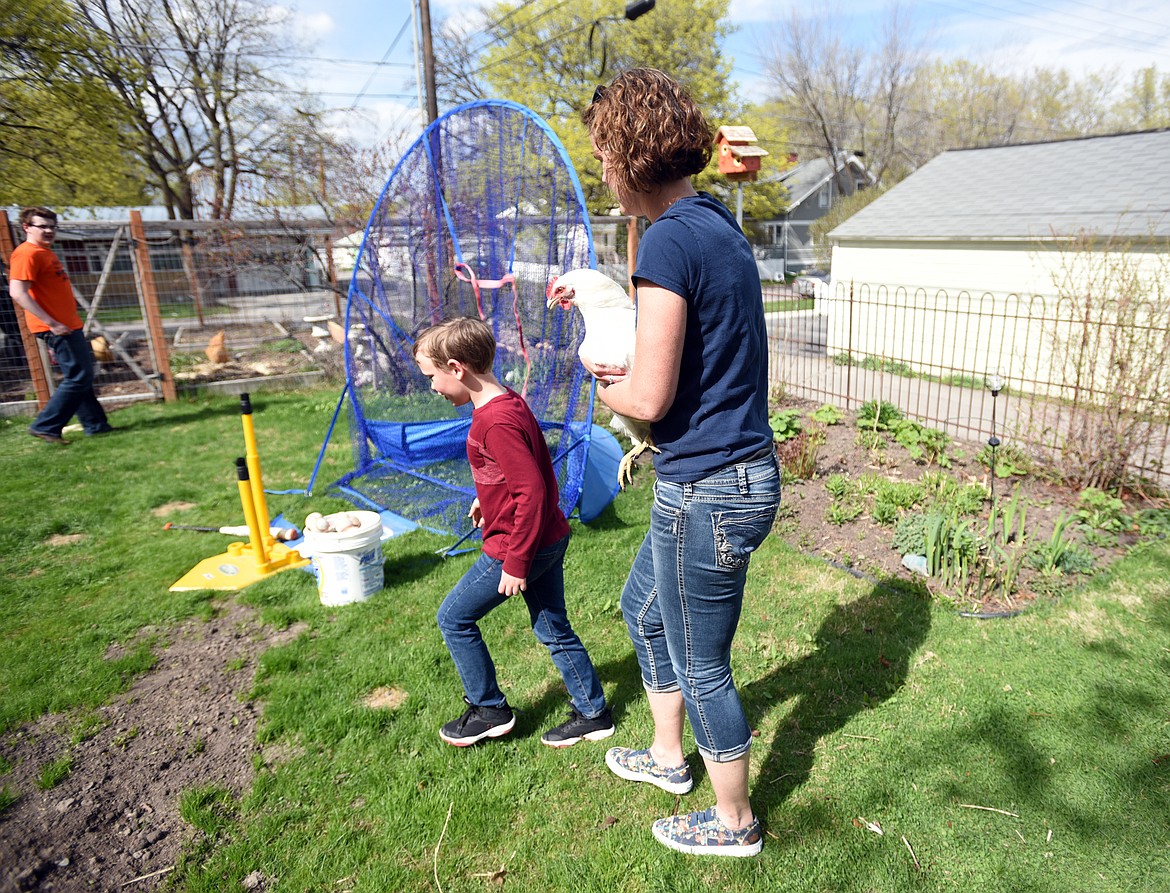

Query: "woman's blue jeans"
<box><xmin>436</xmin><ymin>535</ymin><xmax>607</xmax><ymax>718</ymax></box>
<box><xmin>621</xmin><ymin>450</ymin><xmax>780</xmax><ymax>762</ymax></box>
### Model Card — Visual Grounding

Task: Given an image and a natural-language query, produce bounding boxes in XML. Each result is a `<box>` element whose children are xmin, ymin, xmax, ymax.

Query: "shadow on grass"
<box><xmin>742</xmin><ymin>578</ymin><xmax>932</xmax><ymax>825</ymax></box>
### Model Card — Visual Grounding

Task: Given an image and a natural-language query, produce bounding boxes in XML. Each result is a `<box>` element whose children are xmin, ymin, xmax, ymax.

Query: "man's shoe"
<box><xmin>29</xmin><ymin>430</ymin><xmax>69</xmax><ymax>445</ymax></box>
<box><xmin>439</xmin><ymin>698</ymin><xmax>515</xmax><ymax>746</ymax></box>
<box><xmin>652</xmin><ymin>806</ymin><xmax>763</xmax><ymax>857</ymax></box>
<box><xmin>605</xmin><ymin>746</ymin><xmax>693</xmax><ymax>794</ymax></box>
<box><xmin>540</xmin><ymin>707</ymin><xmax>615</xmax><ymax>748</ymax></box>
<box><xmin>88</xmin><ymin>425</ymin><xmax>118</xmax><ymax>436</ymax></box>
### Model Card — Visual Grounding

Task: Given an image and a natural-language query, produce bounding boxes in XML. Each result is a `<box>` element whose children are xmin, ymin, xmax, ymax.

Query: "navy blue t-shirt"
<box><xmin>633</xmin><ymin>192</ymin><xmax>773</xmax><ymax>482</ymax></box>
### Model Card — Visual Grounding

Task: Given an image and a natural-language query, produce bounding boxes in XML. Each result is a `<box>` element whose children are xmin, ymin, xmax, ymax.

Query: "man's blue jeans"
<box><xmin>31</xmin><ymin>329</ymin><xmax>111</xmax><ymax>437</ymax></box>
<box><xmin>436</xmin><ymin>535</ymin><xmax>607</xmax><ymax>718</ymax></box>
<box><xmin>620</xmin><ymin>450</ymin><xmax>780</xmax><ymax>762</ymax></box>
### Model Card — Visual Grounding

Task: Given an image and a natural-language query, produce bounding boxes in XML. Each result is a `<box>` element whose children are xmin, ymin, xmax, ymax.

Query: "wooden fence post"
<box><xmin>0</xmin><ymin>210</ymin><xmax>52</xmax><ymax>408</ymax></box>
<box><xmin>129</xmin><ymin>211</ymin><xmax>177</xmax><ymax>402</ymax></box>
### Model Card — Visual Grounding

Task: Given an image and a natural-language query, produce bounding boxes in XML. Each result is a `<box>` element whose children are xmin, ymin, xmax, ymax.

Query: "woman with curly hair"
<box><xmin>581</xmin><ymin>68</ymin><xmax>780</xmax><ymax>857</ymax></box>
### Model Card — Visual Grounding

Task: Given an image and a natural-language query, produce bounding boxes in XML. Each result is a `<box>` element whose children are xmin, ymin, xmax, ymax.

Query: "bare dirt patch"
<box><xmin>0</xmin><ymin>602</ymin><xmax>304</xmax><ymax>893</ymax></box>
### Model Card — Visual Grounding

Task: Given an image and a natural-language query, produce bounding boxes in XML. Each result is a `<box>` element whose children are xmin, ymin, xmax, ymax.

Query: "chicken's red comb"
<box><xmin>545</xmin><ymin>274</ymin><xmax>559</xmax><ymax>300</ymax></box>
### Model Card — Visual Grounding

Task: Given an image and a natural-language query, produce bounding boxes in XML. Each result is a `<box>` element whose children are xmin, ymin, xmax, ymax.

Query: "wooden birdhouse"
<box><xmin>715</xmin><ymin>125</ymin><xmax>768</xmax><ymax>182</ymax></box>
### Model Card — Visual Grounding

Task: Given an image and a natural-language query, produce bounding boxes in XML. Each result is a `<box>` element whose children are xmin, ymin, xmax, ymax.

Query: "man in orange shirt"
<box><xmin>9</xmin><ymin>206</ymin><xmax>113</xmax><ymax>444</ymax></box>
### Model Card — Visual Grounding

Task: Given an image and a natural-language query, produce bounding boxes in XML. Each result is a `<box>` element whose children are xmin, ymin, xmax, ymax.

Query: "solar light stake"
<box><xmin>987</xmin><ymin>372</ymin><xmax>1003</xmax><ymax>540</ymax></box>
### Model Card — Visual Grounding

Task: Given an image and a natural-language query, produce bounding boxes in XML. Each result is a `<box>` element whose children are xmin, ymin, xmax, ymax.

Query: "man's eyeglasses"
<box><xmin>591</xmin><ymin>84</ymin><xmax>606</xmax><ymax>105</ymax></box>
<box><xmin>28</xmin><ymin>223</ymin><xmax>57</xmax><ymax>231</ymax></box>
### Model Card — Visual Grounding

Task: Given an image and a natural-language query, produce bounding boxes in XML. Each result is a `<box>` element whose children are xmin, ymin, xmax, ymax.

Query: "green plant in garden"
<box><xmin>1029</xmin><ymin>514</ymin><xmax>1095</xmax><ymax>575</ymax></box>
<box><xmin>768</xmin><ymin>408</ymin><xmax>803</xmax><ymax>442</ymax></box>
<box><xmin>990</xmin><ymin>486</ymin><xmax>1029</xmax><ymax>545</ymax></box>
<box><xmin>920</xmin><ymin>470</ymin><xmax>988</xmax><ymax>515</ymax></box>
<box><xmin>856</xmin><ymin>428</ymin><xmax>887</xmax><ymax>451</ymax></box>
<box><xmin>1134</xmin><ymin>507</ymin><xmax>1170</xmax><ymax>540</ymax></box>
<box><xmin>874</xmin><ymin>478</ymin><xmax>925</xmax><ymax>512</ymax></box>
<box><xmin>776</xmin><ymin>423</ymin><xmax>825</xmax><ymax>482</ymax></box>
<box><xmin>888</xmin><ymin>418</ymin><xmax>952</xmax><ymax>466</ymax></box>
<box><xmin>826</xmin><ymin>499</ymin><xmax>864</xmax><ymax>525</ymax></box>
<box><xmin>811</xmin><ymin>403</ymin><xmax>844</xmax><ymax>425</ymax></box>
<box><xmin>1075</xmin><ymin>487</ymin><xmax>1129</xmax><ymax>533</ymax></box>
<box><xmin>824</xmin><ymin>473</ymin><xmax>853</xmax><ymax>499</ymax></box>
<box><xmin>0</xmin><ymin>785</ymin><xmax>17</xmax><ymax>816</ymax></box>
<box><xmin>976</xmin><ymin>442</ymin><xmax>1031</xmax><ymax>477</ymax></box>
<box><xmin>856</xmin><ymin>399</ymin><xmax>903</xmax><ymax>431</ymax></box>
<box><xmin>870</xmin><ymin>501</ymin><xmax>899</xmax><ymax>526</ymax></box>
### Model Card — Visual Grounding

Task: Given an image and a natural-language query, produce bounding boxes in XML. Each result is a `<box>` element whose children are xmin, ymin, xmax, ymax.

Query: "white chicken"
<box><xmin>546</xmin><ymin>268</ymin><xmax>657</xmax><ymax>488</ymax></box>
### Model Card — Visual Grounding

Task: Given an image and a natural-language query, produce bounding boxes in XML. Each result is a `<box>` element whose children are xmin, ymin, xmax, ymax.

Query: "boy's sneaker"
<box><xmin>439</xmin><ymin>698</ymin><xmax>515</xmax><ymax>746</ymax></box>
<box><xmin>605</xmin><ymin>746</ymin><xmax>693</xmax><ymax>794</ymax></box>
<box><xmin>652</xmin><ymin>806</ymin><xmax>763</xmax><ymax>857</ymax></box>
<box><xmin>540</xmin><ymin>707</ymin><xmax>615</xmax><ymax>747</ymax></box>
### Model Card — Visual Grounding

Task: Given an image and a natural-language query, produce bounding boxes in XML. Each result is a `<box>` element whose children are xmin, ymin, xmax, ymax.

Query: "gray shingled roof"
<box><xmin>829</xmin><ymin>129</ymin><xmax>1170</xmax><ymax>242</ymax></box>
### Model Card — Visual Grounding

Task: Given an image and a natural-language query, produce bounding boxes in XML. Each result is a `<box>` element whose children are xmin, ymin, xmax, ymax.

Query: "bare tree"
<box><xmin>759</xmin><ymin>8</ymin><xmax>866</xmax><ymax>191</ymax></box>
<box><xmin>759</xmin><ymin>4</ymin><xmax>929</xmax><ymax>188</ymax></box>
<box><xmin>71</xmin><ymin>0</ymin><xmax>307</xmax><ymax>220</ymax></box>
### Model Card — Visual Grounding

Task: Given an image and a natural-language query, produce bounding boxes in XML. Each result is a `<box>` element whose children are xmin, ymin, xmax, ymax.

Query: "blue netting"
<box><xmin>326</xmin><ymin>100</ymin><xmax>598</xmax><ymax>540</ymax></box>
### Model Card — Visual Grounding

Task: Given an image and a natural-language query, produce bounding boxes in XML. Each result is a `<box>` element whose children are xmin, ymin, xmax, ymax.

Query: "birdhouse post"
<box><xmin>715</xmin><ymin>125</ymin><xmax>769</xmax><ymax>229</ymax></box>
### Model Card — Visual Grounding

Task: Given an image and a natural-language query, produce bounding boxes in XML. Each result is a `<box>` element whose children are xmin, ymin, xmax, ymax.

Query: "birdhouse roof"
<box><xmin>715</xmin><ymin>125</ymin><xmax>759</xmax><ymax>145</ymax></box>
<box><xmin>727</xmin><ymin>144</ymin><xmax>769</xmax><ymax>160</ymax></box>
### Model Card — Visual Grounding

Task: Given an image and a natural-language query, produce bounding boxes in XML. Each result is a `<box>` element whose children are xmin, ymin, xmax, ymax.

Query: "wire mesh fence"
<box><xmin>1</xmin><ymin>212</ymin><xmax>352</xmax><ymax>415</ymax></box>
<box><xmin>6</xmin><ymin>209</ymin><xmax>1168</xmax><ymax>488</ymax></box>
<box><xmin>765</xmin><ymin>279</ymin><xmax>1170</xmax><ymax>489</ymax></box>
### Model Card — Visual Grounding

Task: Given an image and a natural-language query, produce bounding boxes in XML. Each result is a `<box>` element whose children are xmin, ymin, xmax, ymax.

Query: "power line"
<box><xmin>349</xmin><ymin>16</ymin><xmax>414</xmax><ymax>110</ymax></box>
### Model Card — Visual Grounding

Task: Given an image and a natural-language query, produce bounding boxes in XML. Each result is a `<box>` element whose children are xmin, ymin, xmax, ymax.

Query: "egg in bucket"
<box><xmin>303</xmin><ymin>510</ymin><xmax>385</xmax><ymax>605</ymax></box>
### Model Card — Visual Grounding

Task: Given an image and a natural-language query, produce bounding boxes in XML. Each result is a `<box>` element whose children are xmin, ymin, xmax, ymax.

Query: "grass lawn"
<box><xmin>1</xmin><ymin>386</ymin><xmax>1168</xmax><ymax>891</ymax></box>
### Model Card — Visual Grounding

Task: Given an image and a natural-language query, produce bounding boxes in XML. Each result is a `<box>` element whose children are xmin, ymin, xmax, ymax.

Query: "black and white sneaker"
<box><xmin>439</xmin><ymin>698</ymin><xmax>516</xmax><ymax>746</ymax></box>
<box><xmin>540</xmin><ymin>706</ymin><xmax>615</xmax><ymax>748</ymax></box>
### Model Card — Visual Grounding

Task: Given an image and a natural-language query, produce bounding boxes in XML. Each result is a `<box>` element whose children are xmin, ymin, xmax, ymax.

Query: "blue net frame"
<box><xmin>315</xmin><ymin>100</ymin><xmax>599</xmax><ymax>544</ymax></box>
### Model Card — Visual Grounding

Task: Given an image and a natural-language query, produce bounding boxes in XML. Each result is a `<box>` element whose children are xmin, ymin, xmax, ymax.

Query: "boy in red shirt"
<box><xmin>9</xmin><ymin>206</ymin><xmax>113</xmax><ymax>444</ymax></box>
<box><xmin>413</xmin><ymin>317</ymin><xmax>613</xmax><ymax>747</ymax></box>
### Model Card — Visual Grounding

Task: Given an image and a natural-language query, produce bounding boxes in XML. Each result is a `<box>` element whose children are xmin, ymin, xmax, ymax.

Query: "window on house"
<box><xmin>151</xmin><ymin>248</ymin><xmax>185</xmax><ymax>272</ymax></box>
<box><xmin>88</xmin><ymin>246</ymin><xmax>134</xmax><ymax>273</ymax></box>
<box><xmin>59</xmin><ymin>243</ymin><xmax>90</xmax><ymax>275</ymax></box>
<box><xmin>818</xmin><ymin>186</ymin><xmax>830</xmax><ymax>209</ymax></box>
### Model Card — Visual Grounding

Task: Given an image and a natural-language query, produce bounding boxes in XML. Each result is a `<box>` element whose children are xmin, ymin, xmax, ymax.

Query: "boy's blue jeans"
<box><xmin>31</xmin><ymin>329</ymin><xmax>111</xmax><ymax>437</ymax></box>
<box><xmin>620</xmin><ymin>450</ymin><xmax>780</xmax><ymax>763</ymax></box>
<box><xmin>436</xmin><ymin>535</ymin><xmax>607</xmax><ymax>718</ymax></box>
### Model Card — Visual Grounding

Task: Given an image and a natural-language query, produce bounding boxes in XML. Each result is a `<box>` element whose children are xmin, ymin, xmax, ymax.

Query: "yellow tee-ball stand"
<box><xmin>170</xmin><ymin>394</ymin><xmax>309</xmax><ymax>591</ymax></box>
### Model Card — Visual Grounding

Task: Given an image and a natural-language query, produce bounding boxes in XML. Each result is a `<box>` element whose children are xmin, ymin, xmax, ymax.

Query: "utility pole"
<box><xmin>418</xmin><ymin>0</ymin><xmax>439</xmax><ymax>124</ymax></box>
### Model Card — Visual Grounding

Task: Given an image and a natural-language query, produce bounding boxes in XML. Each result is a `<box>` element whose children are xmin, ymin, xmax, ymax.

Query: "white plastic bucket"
<box><xmin>303</xmin><ymin>511</ymin><xmax>385</xmax><ymax>606</ymax></box>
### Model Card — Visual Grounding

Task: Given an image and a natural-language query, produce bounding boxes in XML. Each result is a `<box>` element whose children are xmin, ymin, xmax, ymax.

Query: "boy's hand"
<box><xmin>468</xmin><ymin>498</ymin><xmax>483</xmax><ymax>528</ymax></box>
<box><xmin>498</xmin><ymin>572</ymin><xmax>526</xmax><ymax>597</ymax></box>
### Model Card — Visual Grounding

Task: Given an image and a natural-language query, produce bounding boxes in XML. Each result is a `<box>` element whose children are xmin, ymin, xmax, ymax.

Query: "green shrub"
<box><xmin>768</xmin><ymin>409</ymin><xmax>803</xmax><ymax>443</ymax></box>
<box><xmin>824</xmin><ymin>473</ymin><xmax>853</xmax><ymax>499</ymax></box>
<box><xmin>811</xmin><ymin>403</ymin><xmax>844</xmax><ymax>425</ymax></box>
<box><xmin>888</xmin><ymin>419</ymin><xmax>952</xmax><ymax>467</ymax></box>
<box><xmin>856</xmin><ymin>400</ymin><xmax>903</xmax><ymax>431</ymax></box>
<box><xmin>976</xmin><ymin>442</ymin><xmax>1031</xmax><ymax>477</ymax></box>
<box><xmin>1075</xmin><ymin>487</ymin><xmax>1129</xmax><ymax>533</ymax></box>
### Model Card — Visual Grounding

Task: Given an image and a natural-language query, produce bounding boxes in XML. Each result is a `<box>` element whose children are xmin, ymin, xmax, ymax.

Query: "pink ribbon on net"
<box><xmin>452</xmin><ymin>262</ymin><xmax>531</xmax><ymax>398</ymax></box>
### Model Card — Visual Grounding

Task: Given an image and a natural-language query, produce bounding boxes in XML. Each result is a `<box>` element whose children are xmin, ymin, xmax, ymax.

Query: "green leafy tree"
<box><xmin>0</xmin><ymin>0</ymin><xmax>146</xmax><ymax>206</ymax></box>
<box><xmin>435</xmin><ymin>0</ymin><xmax>761</xmax><ymax>216</ymax></box>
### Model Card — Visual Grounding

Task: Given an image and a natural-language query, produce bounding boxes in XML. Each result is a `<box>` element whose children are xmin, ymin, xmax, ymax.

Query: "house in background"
<box><xmin>823</xmin><ymin>128</ymin><xmax>1170</xmax><ymax>389</ymax></box>
<box><xmin>756</xmin><ymin>152</ymin><xmax>874</xmax><ymax>279</ymax></box>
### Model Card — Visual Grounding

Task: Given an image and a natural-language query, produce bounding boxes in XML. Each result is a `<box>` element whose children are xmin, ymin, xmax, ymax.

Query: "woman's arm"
<box><xmin>596</xmin><ymin>281</ymin><xmax>686</xmax><ymax>423</ymax></box>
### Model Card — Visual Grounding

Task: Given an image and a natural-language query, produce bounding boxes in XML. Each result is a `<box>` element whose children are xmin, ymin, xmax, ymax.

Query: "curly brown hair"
<box><xmin>582</xmin><ymin>68</ymin><xmax>713</xmax><ymax>196</ymax></box>
<box><xmin>413</xmin><ymin>317</ymin><xmax>495</xmax><ymax>374</ymax></box>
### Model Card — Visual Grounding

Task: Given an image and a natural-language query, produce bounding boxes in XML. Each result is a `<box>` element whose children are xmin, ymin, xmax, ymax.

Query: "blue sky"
<box><xmin>287</xmin><ymin>0</ymin><xmax>1170</xmax><ymax>144</ymax></box>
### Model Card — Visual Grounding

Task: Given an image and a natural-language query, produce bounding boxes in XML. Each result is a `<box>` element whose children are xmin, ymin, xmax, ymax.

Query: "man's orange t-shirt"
<box><xmin>8</xmin><ymin>240</ymin><xmax>83</xmax><ymax>334</ymax></box>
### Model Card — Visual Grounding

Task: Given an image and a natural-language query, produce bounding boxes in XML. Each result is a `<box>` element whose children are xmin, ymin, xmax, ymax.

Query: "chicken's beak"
<box><xmin>546</xmin><ymin>278</ymin><xmax>573</xmax><ymax>309</ymax></box>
